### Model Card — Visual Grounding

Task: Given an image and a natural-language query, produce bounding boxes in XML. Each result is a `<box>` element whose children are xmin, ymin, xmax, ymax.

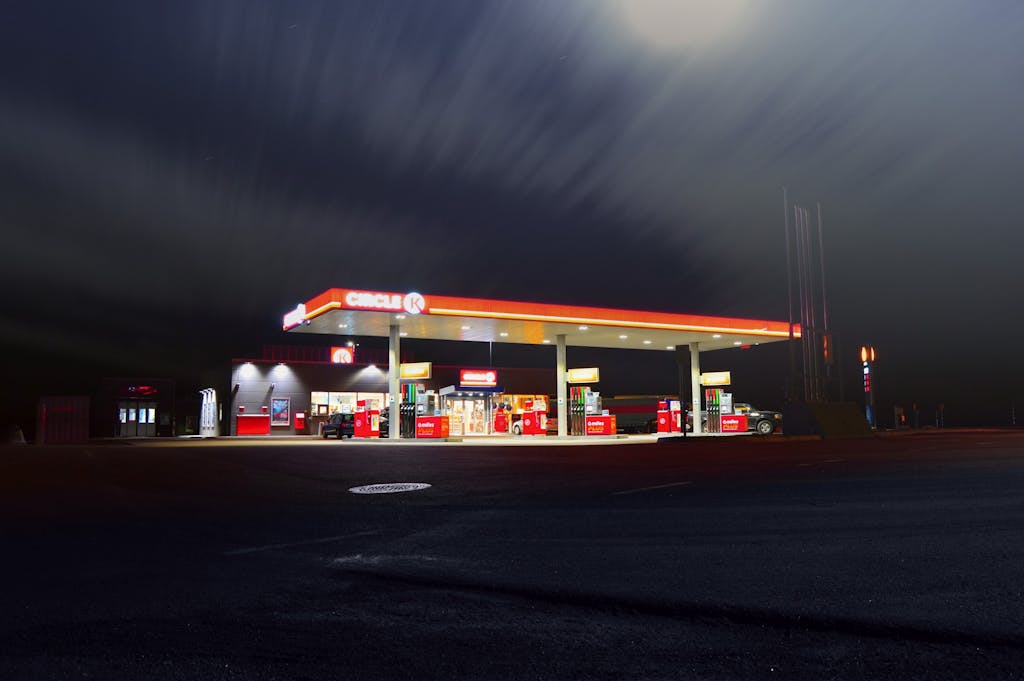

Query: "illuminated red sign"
<box><xmin>282</xmin><ymin>304</ymin><xmax>307</xmax><ymax>330</ymax></box>
<box><xmin>721</xmin><ymin>415</ymin><xmax>748</xmax><ymax>432</ymax></box>
<box><xmin>585</xmin><ymin>416</ymin><xmax>616</xmax><ymax>435</ymax></box>
<box><xmin>119</xmin><ymin>384</ymin><xmax>158</xmax><ymax>397</ymax></box>
<box><xmin>415</xmin><ymin>415</ymin><xmax>450</xmax><ymax>439</ymax></box>
<box><xmin>330</xmin><ymin>346</ymin><xmax>355</xmax><ymax>364</ymax></box>
<box><xmin>459</xmin><ymin>369</ymin><xmax>498</xmax><ymax>387</ymax></box>
<box><xmin>343</xmin><ymin>290</ymin><xmax>427</xmax><ymax>315</ymax></box>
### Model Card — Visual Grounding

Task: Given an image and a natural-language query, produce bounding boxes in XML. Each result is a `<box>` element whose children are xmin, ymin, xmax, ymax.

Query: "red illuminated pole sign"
<box><xmin>861</xmin><ymin>346</ymin><xmax>876</xmax><ymax>428</ymax></box>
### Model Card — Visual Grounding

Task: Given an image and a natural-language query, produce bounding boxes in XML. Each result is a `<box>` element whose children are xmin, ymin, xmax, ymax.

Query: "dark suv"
<box><xmin>321</xmin><ymin>412</ymin><xmax>354</xmax><ymax>439</ymax></box>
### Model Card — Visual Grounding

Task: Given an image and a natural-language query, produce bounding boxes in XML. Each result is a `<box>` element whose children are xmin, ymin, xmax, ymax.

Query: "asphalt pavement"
<box><xmin>2</xmin><ymin>431</ymin><xmax>1024</xmax><ymax>680</ymax></box>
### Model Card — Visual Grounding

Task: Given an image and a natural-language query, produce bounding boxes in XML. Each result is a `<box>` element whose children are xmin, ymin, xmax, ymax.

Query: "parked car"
<box><xmin>321</xmin><ymin>412</ymin><xmax>355</xmax><ymax>439</ymax></box>
<box><xmin>685</xmin><ymin>403</ymin><xmax>783</xmax><ymax>435</ymax></box>
<box><xmin>734</xmin><ymin>403</ymin><xmax>783</xmax><ymax>435</ymax></box>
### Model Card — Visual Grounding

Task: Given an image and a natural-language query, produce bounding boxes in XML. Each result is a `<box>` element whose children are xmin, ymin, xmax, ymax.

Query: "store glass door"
<box><xmin>445</xmin><ymin>397</ymin><xmax>491</xmax><ymax>436</ymax></box>
<box><xmin>117</xmin><ymin>400</ymin><xmax>157</xmax><ymax>437</ymax></box>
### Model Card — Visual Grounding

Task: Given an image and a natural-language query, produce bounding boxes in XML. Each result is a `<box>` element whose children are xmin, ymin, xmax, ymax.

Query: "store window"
<box><xmin>357</xmin><ymin>393</ymin><xmax>384</xmax><ymax>411</ymax></box>
<box><xmin>308</xmin><ymin>392</ymin><xmax>386</xmax><ymax>416</ymax></box>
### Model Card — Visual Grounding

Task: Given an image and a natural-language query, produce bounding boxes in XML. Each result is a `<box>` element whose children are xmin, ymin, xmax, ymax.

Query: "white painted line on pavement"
<box><xmin>611</xmin><ymin>481</ymin><xmax>692</xmax><ymax>496</ymax></box>
<box><xmin>224</xmin><ymin>530</ymin><xmax>379</xmax><ymax>556</ymax></box>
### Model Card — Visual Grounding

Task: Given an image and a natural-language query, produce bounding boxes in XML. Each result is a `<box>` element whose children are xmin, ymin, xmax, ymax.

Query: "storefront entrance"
<box><xmin>443</xmin><ymin>394</ymin><xmax>492</xmax><ymax>436</ymax></box>
<box><xmin>116</xmin><ymin>400</ymin><xmax>157</xmax><ymax>437</ymax></box>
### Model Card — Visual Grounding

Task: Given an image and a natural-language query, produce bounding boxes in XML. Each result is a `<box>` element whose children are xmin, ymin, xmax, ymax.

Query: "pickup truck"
<box><xmin>687</xmin><ymin>403</ymin><xmax>783</xmax><ymax>435</ymax></box>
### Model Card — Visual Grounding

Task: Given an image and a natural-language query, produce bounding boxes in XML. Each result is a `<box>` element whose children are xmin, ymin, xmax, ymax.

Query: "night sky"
<box><xmin>2</xmin><ymin>1</ymin><xmax>1023</xmax><ymax>428</ymax></box>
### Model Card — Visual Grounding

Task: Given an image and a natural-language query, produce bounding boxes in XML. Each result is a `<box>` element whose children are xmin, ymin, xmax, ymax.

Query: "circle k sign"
<box><xmin>402</xmin><ymin>292</ymin><xmax>426</xmax><ymax>315</ymax></box>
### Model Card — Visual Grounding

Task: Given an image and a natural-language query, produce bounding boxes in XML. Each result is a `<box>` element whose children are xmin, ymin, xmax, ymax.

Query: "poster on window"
<box><xmin>271</xmin><ymin>398</ymin><xmax>291</xmax><ymax>426</ymax></box>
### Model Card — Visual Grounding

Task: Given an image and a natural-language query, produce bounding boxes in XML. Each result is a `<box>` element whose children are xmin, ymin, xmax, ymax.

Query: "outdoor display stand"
<box><xmin>721</xmin><ymin>414</ymin><xmax>748</xmax><ymax>433</ymax></box>
<box><xmin>353</xmin><ymin>400</ymin><xmax>380</xmax><ymax>438</ymax></box>
<box><xmin>585</xmin><ymin>415</ymin><xmax>616</xmax><ymax>435</ymax></box>
<box><xmin>415</xmin><ymin>415</ymin><xmax>450</xmax><ymax>438</ymax></box>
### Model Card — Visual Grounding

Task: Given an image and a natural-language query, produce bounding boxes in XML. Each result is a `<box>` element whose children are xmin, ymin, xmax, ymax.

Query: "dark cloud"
<box><xmin>2</xmin><ymin>0</ymin><xmax>1022</xmax><ymax>424</ymax></box>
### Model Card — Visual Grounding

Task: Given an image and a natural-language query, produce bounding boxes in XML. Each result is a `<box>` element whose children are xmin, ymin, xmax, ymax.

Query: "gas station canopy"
<box><xmin>282</xmin><ymin>287</ymin><xmax>799</xmax><ymax>351</ymax></box>
<box><xmin>283</xmin><ymin>287</ymin><xmax>799</xmax><ymax>439</ymax></box>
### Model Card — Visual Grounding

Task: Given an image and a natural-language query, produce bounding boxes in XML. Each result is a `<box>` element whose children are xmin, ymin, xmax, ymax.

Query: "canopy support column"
<box><xmin>388</xmin><ymin>324</ymin><xmax>400</xmax><ymax>439</ymax></box>
<box><xmin>690</xmin><ymin>342</ymin><xmax>702</xmax><ymax>435</ymax></box>
<box><xmin>556</xmin><ymin>334</ymin><xmax>567</xmax><ymax>437</ymax></box>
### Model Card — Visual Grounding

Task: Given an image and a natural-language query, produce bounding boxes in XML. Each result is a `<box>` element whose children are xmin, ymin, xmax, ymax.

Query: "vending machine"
<box><xmin>521</xmin><ymin>399</ymin><xmax>547</xmax><ymax>435</ymax></box>
<box><xmin>656</xmin><ymin>399</ymin><xmax>683</xmax><ymax>433</ymax></box>
<box><xmin>353</xmin><ymin>399</ymin><xmax>380</xmax><ymax>438</ymax></box>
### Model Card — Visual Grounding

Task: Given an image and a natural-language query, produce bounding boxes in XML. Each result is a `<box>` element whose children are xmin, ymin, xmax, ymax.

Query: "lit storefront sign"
<box><xmin>567</xmin><ymin>367</ymin><xmax>600</xmax><ymax>384</ymax></box>
<box><xmin>282</xmin><ymin>303</ymin><xmax>307</xmax><ymax>329</ymax></box>
<box><xmin>343</xmin><ymin>290</ymin><xmax>428</xmax><ymax>315</ymax></box>
<box><xmin>700</xmin><ymin>371</ymin><xmax>732</xmax><ymax>386</ymax></box>
<box><xmin>459</xmin><ymin>369</ymin><xmax>498</xmax><ymax>387</ymax></box>
<box><xmin>330</xmin><ymin>346</ymin><xmax>355</xmax><ymax>364</ymax></box>
<box><xmin>400</xmin><ymin>362</ymin><xmax>433</xmax><ymax>380</ymax></box>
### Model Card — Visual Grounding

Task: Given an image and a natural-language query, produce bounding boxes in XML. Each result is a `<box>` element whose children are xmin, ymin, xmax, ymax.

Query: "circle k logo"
<box><xmin>403</xmin><ymin>292</ymin><xmax>426</xmax><ymax>315</ymax></box>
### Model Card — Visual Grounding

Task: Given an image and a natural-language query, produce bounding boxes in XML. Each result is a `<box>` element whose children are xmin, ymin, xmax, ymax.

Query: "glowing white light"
<box><xmin>500</xmin><ymin>332</ymin><xmax>509</xmax><ymax>337</ymax></box>
<box><xmin>542</xmin><ymin>339</ymin><xmax>551</xmax><ymax>344</ymax></box>
<box><xmin>619</xmin><ymin>335</ymin><xmax>629</xmax><ymax>340</ymax></box>
<box><xmin>613</xmin><ymin>0</ymin><xmax>751</xmax><ymax>52</ymax></box>
<box><xmin>643</xmin><ymin>340</ymin><xmax>652</xmax><ymax>345</ymax></box>
<box><xmin>579</xmin><ymin>326</ymin><xmax>588</xmax><ymax>331</ymax></box>
<box><xmin>712</xmin><ymin>334</ymin><xmax>722</xmax><ymax>339</ymax></box>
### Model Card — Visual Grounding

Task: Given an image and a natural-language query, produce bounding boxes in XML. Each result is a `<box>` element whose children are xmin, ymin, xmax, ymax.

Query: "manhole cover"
<box><xmin>348</xmin><ymin>483</ymin><xmax>432</xmax><ymax>494</ymax></box>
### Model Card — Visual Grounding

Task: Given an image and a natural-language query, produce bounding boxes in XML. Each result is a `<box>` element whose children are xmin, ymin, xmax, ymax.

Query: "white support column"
<box><xmin>556</xmin><ymin>334</ymin><xmax>567</xmax><ymax>437</ymax></box>
<box><xmin>690</xmin><ymin>341</ymin><xmax>702</xmax><ymax>435</ymax></box>
<box><xmin>388</xmin><ymin>324</ymin><xmax>401</xmax><ymax>439</ymax></box>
